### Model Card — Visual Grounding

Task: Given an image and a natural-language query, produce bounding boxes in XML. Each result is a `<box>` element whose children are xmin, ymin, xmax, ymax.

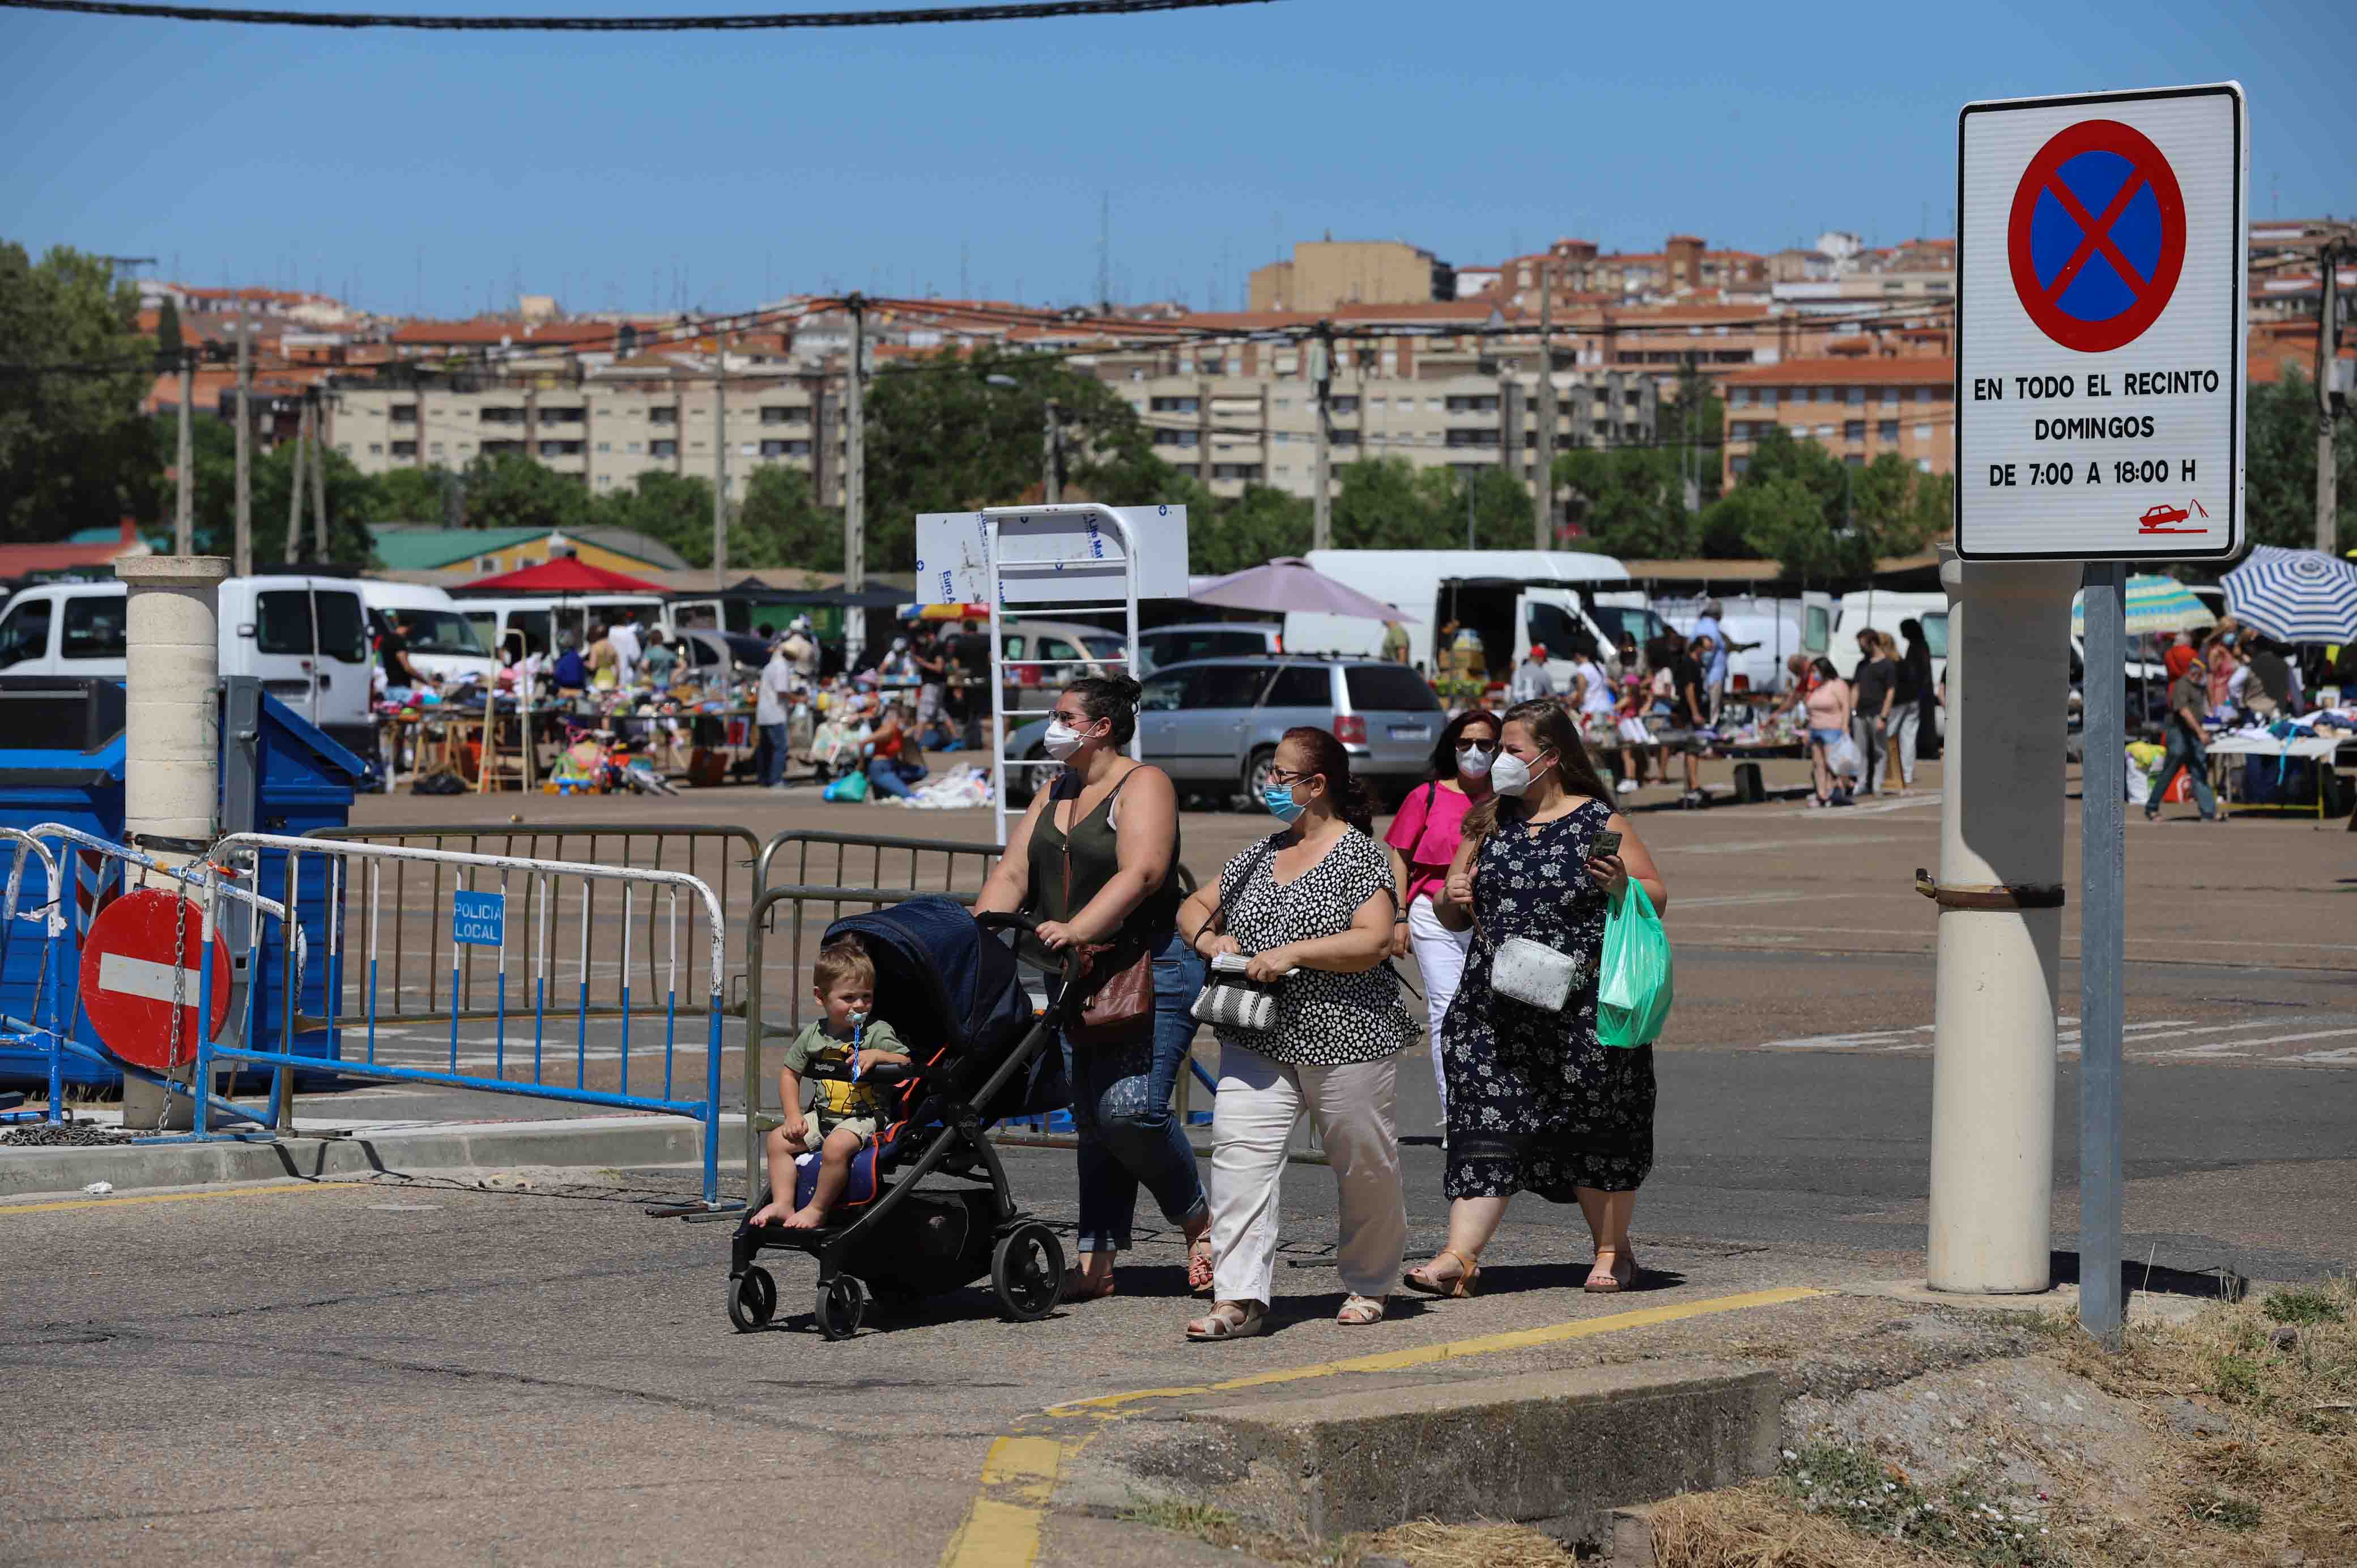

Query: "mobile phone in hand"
<box><xmin>1589</xmin><ymin>830</ymin><xmax>1623</xmax><ymax>860</ymax></box>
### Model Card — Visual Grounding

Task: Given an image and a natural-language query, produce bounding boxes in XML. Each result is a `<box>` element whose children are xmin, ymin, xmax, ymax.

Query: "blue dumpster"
<box><xmin>0</xmin><ymin>677</ymin><xmax>361</xmax><ymax>1089</ymax></box>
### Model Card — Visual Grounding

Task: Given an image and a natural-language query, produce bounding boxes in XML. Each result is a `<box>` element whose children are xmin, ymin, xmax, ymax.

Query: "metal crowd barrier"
<box><xmin>755</xmin><ymin>830</ymin><xmax>1002</xmax><ymax>909</ymax></box>
<box><xmin>15</xmin><ymin>823</ymin><xmax>303</xmax><ymax>1134</ymax></box>
<box><xmin>312</xmin><ymin>823</ymin><xmax>759</xmax><ymax>1023</ymax></box>
<box><xmin>0</xmin><ymin>830</ymin><xmax>68</xmax><ymax>1124</ymax></box>
<box><xmin>204</xmin><ymin>833</ymin><xmax>735</xmax><ymax>1207</ymax></box>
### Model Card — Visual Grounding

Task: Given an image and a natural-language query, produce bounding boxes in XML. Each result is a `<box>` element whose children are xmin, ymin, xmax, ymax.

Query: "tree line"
<box><xmin>7</xmin><ymin>240</ymin><xmax>2351</xmax><ymax>579</ymax></box>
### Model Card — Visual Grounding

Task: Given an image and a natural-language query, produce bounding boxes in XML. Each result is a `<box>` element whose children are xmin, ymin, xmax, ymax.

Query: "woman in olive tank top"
<box><xmin>976</xmin><ymin>675</ymin><xmax>1212</xmax><ymax>1300</ymax></box>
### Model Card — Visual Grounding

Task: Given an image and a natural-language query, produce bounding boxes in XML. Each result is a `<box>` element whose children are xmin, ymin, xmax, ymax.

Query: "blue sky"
<box><xmin>5</xmin><ymin>0</ymin><xmax>2351</xmax><ymax>318</ymax></box>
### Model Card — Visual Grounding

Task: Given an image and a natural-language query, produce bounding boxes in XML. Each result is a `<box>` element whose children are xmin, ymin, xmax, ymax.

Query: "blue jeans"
<box><xmin>759</xmin><ymin>722</ymin><xmax>788</xmax><ymax>786</ymax></box>
<box><xmin>1060</xmin><ymin>929</ymin><xmax>1209</xmax><ymax>1254</ymax></box>
<box><xmin>865</xmin><ymin>756</ymin><xmax>926</xmax><ymax>799</ymax></box>
<box><xmin>2147</xmin><ymin>725</ymin><xmax>2218</xmax><ymax>819</ymax></box>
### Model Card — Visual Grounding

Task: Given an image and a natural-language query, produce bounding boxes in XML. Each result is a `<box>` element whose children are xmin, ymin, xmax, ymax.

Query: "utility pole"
<box><xmin>1312</xmin><ymin>321</ymin><xmax>1334</xmax><ymax>551</ymax></box>
<box><xmin>844</xmin><ymin>297</ymin><xmax>868</xmax><ymax>665</ymax></box>
<box><xmin>233</xmin><ymin>309</ymin><xmax>252</xmax><ymax>577</ymax></box>
<box><xmin>2317</xmin><ymin>241</ymin><xmax>2342</xmax><ymax>554</ymax></box>
<box><xmin>173</xmin><ymin>350</ymin><xmax>194</xmax><ymax>555</ymax></box>
<box><xmin>309</xmin><ymin>390</ymin><xmax>329</xmax><ymax>561</ymax></box>
<box><xmin>1043</xmin><ymin>396</ymin><xmax>1061</xmax><ymax>504</ymax></box>
<box><xmin>283</xmin><ymin>397</ymin><xmax>308</xmax><ymax>563</ymax></box>
<box><xmin>713</xmin><ymin>331</ymin><xmax>729</xmax><ymax>590</ymax></box>
<box><xmin>1534</xmin><ymin>263</ymin><xmax>1555</xmax><ymax>549</ymax></box>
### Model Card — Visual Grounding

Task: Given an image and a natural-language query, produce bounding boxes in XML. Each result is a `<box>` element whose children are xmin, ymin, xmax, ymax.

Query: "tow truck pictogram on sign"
<box><xmin>2137</xmin><ymin>498</ymin><xmax>2209</xmax><ymax>535</ymax></box>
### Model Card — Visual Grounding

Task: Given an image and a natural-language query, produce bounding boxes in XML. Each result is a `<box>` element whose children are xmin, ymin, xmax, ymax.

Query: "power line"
<box><xmin>0</xmin><ymin>0</ymin><xmax>1270</xmax><ymax>28</ymax></box>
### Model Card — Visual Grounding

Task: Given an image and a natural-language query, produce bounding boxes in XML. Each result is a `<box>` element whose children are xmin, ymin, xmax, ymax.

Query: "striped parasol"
<box><xmin>2221</xmin><ymin>545</ymin><xmax>2357</xmax><ymax>643</ymax></box>
<box><xmin>2070</xmin><ymin>574</ymin><xmax>2217</xmax><ymax>636</ymax></box>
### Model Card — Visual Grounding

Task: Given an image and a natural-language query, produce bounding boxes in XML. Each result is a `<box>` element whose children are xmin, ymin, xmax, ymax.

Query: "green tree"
<box><xmin>1720</xmin><ymin>476</ymin><xmax>1843</xmax><ymax>580</ymax></box>
<box><xmin>2246</xmin><ymin>369</ymin><xmax>2356</xmax><ymax>552</ymax></box>
<box><xmin>1654</xmin><ymin>361</ymin><xmax>1726</xmax><ymax>510</ymax></box>
<box><xmin>1192</xmin><ymin>483</ymin><xmax>1312</xmax><ymax>575</ymax></box>
<box><xmin>1558</xmin><ymin>446</ymin><xmax>1690</xmax><ymax>559</ymax></box>
<box><xmin>360</xmin><ymin>465</ymin><xmax>460</xmax><ymax>524</ymax></box>
<box><xmin>458</xmin><ymin>451</ymin><xmax>589</xmax><ymax>534</ymax></box>
<box><xmin>590</xmin><ymin>470</ymin><xmax>712</xmax><ymax>562</ymax></box>
<box><xmin>0</xmin><ymin>242</ymin><xmax>161</xmax><ymax>540</ymax></box>
<box><xmin>861</xmin><ymin>346</ymin><xmax>1181</xmax><ymax>570</ymax></box>
<box><xmin>155</xmin><ymin>296</ymin><xmax>184</xmax><ymax>363</ymax></box>
<box><xmin>732</xmin><ymin>466</ymin><xmax>842</xmax><ymax>575</ymax></box>
<box><xmin>170</xmin><ymin>414</ymin><xmax>376</xmax><ymax>566</ymax></box>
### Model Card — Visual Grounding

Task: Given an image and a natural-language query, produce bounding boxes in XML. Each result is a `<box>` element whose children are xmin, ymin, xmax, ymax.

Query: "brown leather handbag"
<box><xmin>1059</xmin><ymin>770</ymin><xmax>1157</xmax><ymax>1046</ymax></box>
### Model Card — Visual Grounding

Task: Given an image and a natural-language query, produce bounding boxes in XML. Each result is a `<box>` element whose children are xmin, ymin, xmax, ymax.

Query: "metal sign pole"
<box><xmin>2078</xmin><ymin>560</ymin><xmax>2127</xmax><ymax>1348</ymax></box>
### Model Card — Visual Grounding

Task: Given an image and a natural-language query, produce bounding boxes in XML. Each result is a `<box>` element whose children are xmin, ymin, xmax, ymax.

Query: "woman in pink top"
<box><xmin>1384</xmin><ymin>709</ymin><xmax>1500</xmax><ymax>1121</ymax></box>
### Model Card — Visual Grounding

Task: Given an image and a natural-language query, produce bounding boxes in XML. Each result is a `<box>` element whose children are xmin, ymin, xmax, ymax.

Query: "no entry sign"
<box><xmin>79</xmin><ymin>887</ymin><xmax>230</xmax><ymax>1072</ymax></box>
<box><xmin>1957</xmin><ymin>83</ymin><xmax>2246</xmax><ymax>560</ymax></box>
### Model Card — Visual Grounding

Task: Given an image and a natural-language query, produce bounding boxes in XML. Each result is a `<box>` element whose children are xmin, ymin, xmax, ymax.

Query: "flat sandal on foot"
<box><xmin>1402</xmin><ymin>1247</ymin><xmax>1479</xmax><ymax>1298</ymax></box>
<box><xmin>1337</xmin><ymin>1294</ymin><xmax>1387</xmax><ymax>1326</ymax></box>
<box><xmin>1060</xmin><ymin>1269</ymin><xmax>1117</xmax><ymax>1304</ymax></box>
<box><xmin>1185</xmin><ymin>1302</ymin><xmax>1265</xmax><ymax>1341</ymax></box>
<box><xmin>1582</xmin><ymin>1250</ymin><xmax>1637</xmax><ymax>1293</ymax></box>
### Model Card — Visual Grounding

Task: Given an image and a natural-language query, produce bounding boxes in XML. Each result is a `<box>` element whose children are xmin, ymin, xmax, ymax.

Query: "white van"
<box><xmin>456</xmin><ymin>594</ymin><xmax>666</xmax><ymax>661</ymax></box>
<box><xmin>0</xmin><ymin>576</ymin><xmax>375</xmax><ymax>753</ymax></box>
<box><xmin>1660</xmin><ymin>593</ymin><xmax>1833</xmax><ymax>697</ymax></box>
<box><xmin>360</xmin><ymin>581</ymin><xmax>496</xmax><ymax>686</ymax></box>
<box><xmin>1830</xmin><ymin>590</ymin><xmax>1948</xmax><ymax>685</ymax></box>
<box><xmin>1291</xmin><ymin>549</ymin><xmax>1637</xmax><ymax>692</ymax></box>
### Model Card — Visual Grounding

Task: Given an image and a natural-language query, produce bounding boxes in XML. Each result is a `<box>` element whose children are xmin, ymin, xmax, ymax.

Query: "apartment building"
<box><xmin>1248</xmin><ymin>240</ymin><xmax>1456</xmax><ymax>312</ymax></box>
<box><xmin>1718</xmin><ymin>358</ymin><xmax>1956</xmax><ymax>488</ymax></box>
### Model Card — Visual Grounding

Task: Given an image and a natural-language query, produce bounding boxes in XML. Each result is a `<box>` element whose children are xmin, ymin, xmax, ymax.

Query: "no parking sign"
<box><xmin>1956</xmin><ymin>83</ymin><xmax>2246</xmax><ymax>561</ymax></box>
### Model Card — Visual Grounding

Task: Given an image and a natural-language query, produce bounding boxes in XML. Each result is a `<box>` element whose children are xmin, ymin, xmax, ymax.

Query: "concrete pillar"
<box><xmin>1925</xmin><ymin>548</ymin><xmax>2079</xmax><ymax>1294</ymax></box>
<box><xmin>114</xmin><ymin>555</ymin><xmax>230</xmax><ymax>1130</ymax></box>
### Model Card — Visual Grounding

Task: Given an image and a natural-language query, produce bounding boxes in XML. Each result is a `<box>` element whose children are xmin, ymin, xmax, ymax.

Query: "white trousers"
<box><xmin>1208</xmin><ymin>1043</ymin><xmax>1406</xmax><ymax>1306</ymax></box>
<box><xmin>1405</xmin><ymin>893</ymin><xmax>1472</xmax><ymax>1113</ymax></box>
<box><xmin>1890</xmin><ymin>704</ymin><xmax>1921</xmax><ymax>787</ymax></box>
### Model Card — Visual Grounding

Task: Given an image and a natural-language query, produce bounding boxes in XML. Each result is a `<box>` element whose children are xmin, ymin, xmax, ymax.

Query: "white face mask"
<box><xmin>1042</xmin><ymin>719</ymin><xmax>1088</xmax><ymax>760</ymax></box>
<box><xmin>1490</xmin><ymin>749</ymin><xmax>1552</xmax><ymax>798</ymax></box>
<box><xmin>1456</xmin><ymin>744</ymin><xmax>1496</xmax><ymax>779</ymax></box>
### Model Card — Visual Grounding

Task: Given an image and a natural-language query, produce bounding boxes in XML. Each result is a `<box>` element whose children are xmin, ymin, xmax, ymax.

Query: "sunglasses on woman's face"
<box><xmin>1454</xmin><ymin>736</ymin><xmax>1496</xmax><ymax>751</ymax></box>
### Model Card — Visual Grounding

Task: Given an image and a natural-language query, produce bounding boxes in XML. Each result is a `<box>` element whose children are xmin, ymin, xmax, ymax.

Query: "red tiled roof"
<box><xmin>0</xmin><ymin>520</ymin><xmax>145</xmax><ymax>574</ymax></box>
<box><xmin>390</xmin><ymin>319</ymin><xmax>615</xmax><ymax>347</ymax></box>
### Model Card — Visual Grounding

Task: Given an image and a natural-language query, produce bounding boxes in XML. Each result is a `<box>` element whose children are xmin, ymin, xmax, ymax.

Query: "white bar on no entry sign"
<box><xmin>97</xmin><ymin>952</ymin><xmax>206</xmax><ymax>1007</ymax></box>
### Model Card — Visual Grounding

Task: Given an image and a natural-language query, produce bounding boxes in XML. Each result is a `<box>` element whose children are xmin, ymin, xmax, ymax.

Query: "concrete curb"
<box><xmin>0</xmin><ymin>1113</ymin><xmax>748</xmax><ymax>1201</ymax></box>
<box><xmin>1184</xmin><ymin>1359</ymin><xmax>1781</xmax><ymax>1543</ymax></box>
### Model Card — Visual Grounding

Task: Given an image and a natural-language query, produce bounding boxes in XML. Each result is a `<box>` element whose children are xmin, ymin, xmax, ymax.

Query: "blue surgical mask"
<box><xmin>1261</xmin><ymin>785</ymin><xmax>1305</xmax><ymax>824</ymax></box>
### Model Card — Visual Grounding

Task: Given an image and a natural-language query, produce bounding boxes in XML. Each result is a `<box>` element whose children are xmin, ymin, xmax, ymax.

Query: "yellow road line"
<box><xmin>939</xmin><ymin>1285</ymin><xmax>1824</xmax><ymax>1568</ymax></box>
<box><xmin>938</xmin><ymin>1436</ymin><xmax>1064</xmax><ymax>1568</ymax></box>
<box><xmin>1048</xmin><ymin>1285</ymin><xmax>1824</xmax><ymax>1417</ymax></box>
<box><xmin>0</xmin><ymin>1182</ymin><xmax>354</xmax><ymax>1216</ymax></box>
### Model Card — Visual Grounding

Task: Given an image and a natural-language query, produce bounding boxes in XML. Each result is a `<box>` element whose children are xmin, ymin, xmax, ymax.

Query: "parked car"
<box><xmin>1137</xmin><ymin>621</ymin><xmax>1283</xmax><ymax>676</ymax></box>
<box><xmin>994</xmin><ymin>617</ymin><xmax>1131</xmax><ymax>711</ymax></box>
<box><xmin>1006</xmin><ymin>655</ymin><xmax>1443</xmax><ymax>806</ymax></box>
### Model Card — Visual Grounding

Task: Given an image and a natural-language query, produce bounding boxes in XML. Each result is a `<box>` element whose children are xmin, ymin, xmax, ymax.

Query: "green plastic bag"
<box><xmin>1597</xmin><ymin>880</ymin><xmax>1673</xmax><ymax>1048</ymax></box>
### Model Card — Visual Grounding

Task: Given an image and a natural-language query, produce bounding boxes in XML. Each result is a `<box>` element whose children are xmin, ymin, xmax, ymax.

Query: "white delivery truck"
<box><xmin>360</xmin><ymin>581</ymin><xmax>497</xmax><ymax>685</ymax></box>
<box><xmin>0</xmin><ymin>575</ymin><xmax>377</xmax><ymax>757</ymax></box>
<box><xmin>1828</xmin><ymin>590</ymin><xmax>1949</xmax><ymax>685</ymax></box>
<box><xmin>454</xmin><ymin>593</ymin><xmax>666</xmax><ymax>662</ymax></box>
<box><xmin>1290</xmin><ymin>549</ymin><xmax>1646</xmax><ymax>692</ymax></box>
<box><xmin>1658</xmin><ymin>593</ymin><xmax>1835</xmax><ymax>698</ymax></box>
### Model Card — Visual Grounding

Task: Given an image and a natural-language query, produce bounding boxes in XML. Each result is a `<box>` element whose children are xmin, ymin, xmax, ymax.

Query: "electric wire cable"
<box><xmin>0</xmin><ymin>0</ymin><xmax>1271</xmax><ymax>28</ymax></box>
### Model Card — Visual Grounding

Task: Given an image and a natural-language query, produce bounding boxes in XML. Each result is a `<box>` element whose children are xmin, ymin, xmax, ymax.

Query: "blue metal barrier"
<box><xmin>201</xmin><ymin>833</ymin><xmax>735</xmax><ymax>1209</ymax></box>
<box><xmin>0</xmin><ymin>829</ymin><xmax>67</xmax><ymax>1124</ymax></box>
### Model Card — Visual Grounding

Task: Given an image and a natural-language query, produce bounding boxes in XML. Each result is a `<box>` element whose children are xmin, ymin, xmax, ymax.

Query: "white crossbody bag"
<box><xmin>1490</xmin><ymin>933</ymin><xmax>1578</xmax><ymax>1012</ymax></box>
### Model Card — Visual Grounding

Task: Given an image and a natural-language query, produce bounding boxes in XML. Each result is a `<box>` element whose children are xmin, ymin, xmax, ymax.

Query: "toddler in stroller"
<box><xmin>747</xmin><ymin>939</ymin><xmax>911</xmax><ymax>1231</ymax></box>
<box><xmin>727</xmin><ymin>896</ymin><xmax>1079</xmax><ymax>1340</ymax></box>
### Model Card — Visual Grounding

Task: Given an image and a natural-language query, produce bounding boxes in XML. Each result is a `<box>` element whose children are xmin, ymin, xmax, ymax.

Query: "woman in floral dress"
<box><xmin>1403</xmin><ymin>699</ymin><xmax>1670</xmax><ymax>1298</ymax></box>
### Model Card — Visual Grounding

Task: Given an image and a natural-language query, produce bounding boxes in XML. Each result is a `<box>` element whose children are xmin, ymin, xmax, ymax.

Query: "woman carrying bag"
<box><xmin>1383</xmin><ymin>708</ymin><xmax>1499</xmax><ymax>1122</ymax></box>
<box><xmin>976</xmin><ymin>675</ymin><xmax>1212</xmax><ymax>1302</ymax></box>
<box><xmin>1405</xmin><ymin>700</ymin><xmax>1669</xmax><ymax>1300</ymax></box>
<box><xmin>1173</xmin><ymin>727</ymin><xmax>1415</xmax><ymax>1340</ymax></box>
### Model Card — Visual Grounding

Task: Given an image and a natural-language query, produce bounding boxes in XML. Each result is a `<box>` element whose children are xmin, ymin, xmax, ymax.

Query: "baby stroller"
<box><xmin>725</xmin><ymin>896</ymin><xmax>1078</xmax><ymax>1340</ymax></box>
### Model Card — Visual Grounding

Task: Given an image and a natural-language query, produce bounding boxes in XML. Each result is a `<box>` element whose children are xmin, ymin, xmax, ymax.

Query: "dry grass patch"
<box><xmin>1115</xmin><ymin>1501</ymin><xmax>1575</xmax><ymax>1567</ymax></box>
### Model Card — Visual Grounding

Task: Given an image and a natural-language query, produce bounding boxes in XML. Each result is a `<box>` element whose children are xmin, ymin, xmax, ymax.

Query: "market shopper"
<box><xmin>1175</xmin><ymin>726</ymin><xmax>1413</xmax><ymax>1337</ymax></box>
<box><xmin>1509</xmin><ymin>645</ymin><xmax>1556</xmax><ymax>705</ymax></box>
<box><xmin>1669</xmin><ymin>634</ymin><xmax>1711</xmax><ymax>807</ymax></box>
<box><xmin>756</xmin><ymin>636</ymin><xmax>795</xmax><ymax>790</ymax></box>
<box><xmin>1890</xmin><ymin>621</ymin><xmax>1931</xmax><ymax>792</ymax></box>
<box><xmin>2145</xmin><ymin>655</ymin><xmax>2222</xmax><ymax>823</ymax></box>
<box><xmin>862</xmin><ymin>702</ymin><xmax>929</xmax><ymax>800</ymax></box>
<box><xmin>976</xmin><ymin>675</ymin><xmax>1212</xmax><ymax>1303</ymax></box>
<box><xmin>1850</xmin><ymin>632</ymin><xmax>1896</xmax><ymax>796</ymax></box>
<box><xmin>1384</xmin><ymin>709</ymin><xmax>1499</xmax><ymax>1121</ymax></box>
<box><xmin>1406</xmin><ymin>699</ymin><xmax>1668</xmax><ymax>1299</ymax></box>
<box><xmin>1803</xmin><ymin>657</ymin><xmax>1855</xmax><ymax>808</ymax></box>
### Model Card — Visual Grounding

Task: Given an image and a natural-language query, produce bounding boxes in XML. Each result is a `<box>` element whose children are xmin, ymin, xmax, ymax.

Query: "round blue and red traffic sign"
<box><xmin>2007</xmin><ymin>118</ymin><xmax>2186</xmax><ymax>354</ymax></box>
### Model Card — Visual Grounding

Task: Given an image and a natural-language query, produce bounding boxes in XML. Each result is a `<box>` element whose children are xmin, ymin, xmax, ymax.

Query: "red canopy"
<box><xmin>467</xmin><ymin>556</ymin><xmax>665</xmax><ymax>592</ymax></box>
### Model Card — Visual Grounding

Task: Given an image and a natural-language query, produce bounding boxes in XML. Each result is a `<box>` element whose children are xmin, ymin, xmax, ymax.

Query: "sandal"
<box><xmin>1185</xmin><ymin>1301</ymin><xmax>1265</xmax><ymax>1341</ymax></box>
<box><xmin>1186</xmin><ymin>1232</ymin><xmax>1215</xmax><ymax>1295</ymax></box>
<box><xmin>1402</xmin><ymin>1247</ymin><xmax>1480</xmax><ymax>1299</ymax></box>
<box><xmin>1337</xmin><ymin>1293</ymin><xmax>1387</xmax><ymax>1326</ymax></box>
<box><xmin>1060</xmin><ymin>1267</ymin><xmax>1117</xmax><ymax>1304</ymax></box>
<box><xmin>1583</xmin><ymin>1247</ymin><xmax>1638</xmax><ymax>1294</ymax></box>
